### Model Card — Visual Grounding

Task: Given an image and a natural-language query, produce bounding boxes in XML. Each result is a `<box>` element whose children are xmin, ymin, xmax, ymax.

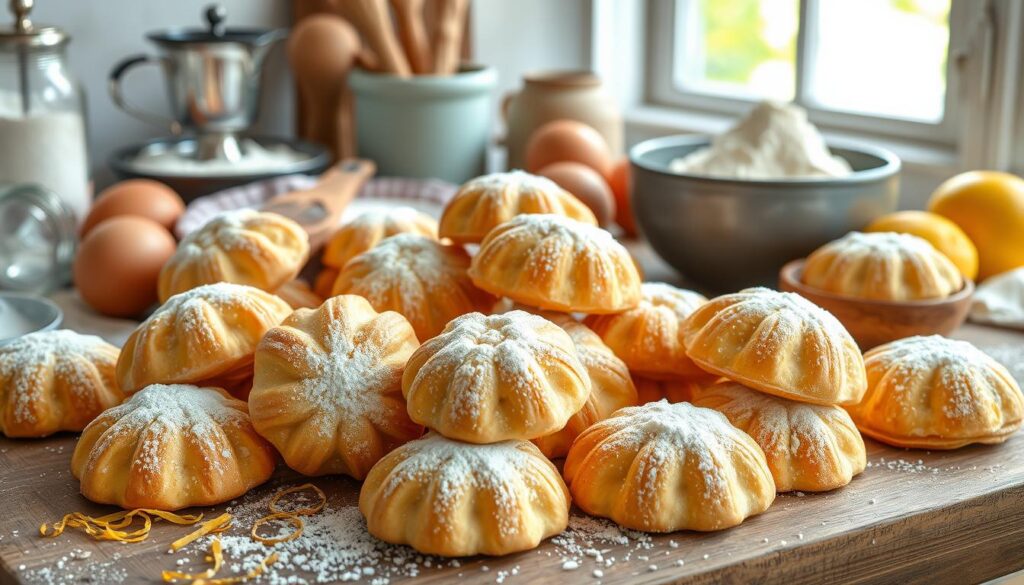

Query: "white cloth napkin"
<box><xmin>969</xmin><ymin>267</ymin><xmax>1024</xmax><ymax>329</ymax></box>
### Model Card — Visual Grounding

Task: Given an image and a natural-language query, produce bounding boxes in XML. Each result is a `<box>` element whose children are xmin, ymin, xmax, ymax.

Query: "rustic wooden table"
<box><xmin>2</xmin><ymin>248</ymin><xmax>1024</xmax><ymax>585</ymax></box>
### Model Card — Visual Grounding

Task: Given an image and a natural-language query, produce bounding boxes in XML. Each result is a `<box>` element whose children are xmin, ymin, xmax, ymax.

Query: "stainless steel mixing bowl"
<box><xmin>630</xmin><ymin>135</ymin><xmax>900</xmax><ymax>292</ymax></box>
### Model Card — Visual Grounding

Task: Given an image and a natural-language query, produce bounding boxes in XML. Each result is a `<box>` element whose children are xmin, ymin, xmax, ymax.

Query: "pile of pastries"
<box><xmin>2</xmin><ymin>170</ymin><xmax>1023</xmax><ymax>559</ymax></box>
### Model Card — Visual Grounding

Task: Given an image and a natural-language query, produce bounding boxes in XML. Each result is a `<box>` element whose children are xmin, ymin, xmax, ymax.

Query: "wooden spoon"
<box><xmin>431</xmin><ymin>0</ymin><xmax>469</xmax><ymax>75</ymax></box>
<box><xmin>390</xmin><ymin>0</ymin><xmax>433</xmax><ymax>74</ymax></box>
<box><xmin>336</xmin><ymin>0</ymin><xmax>411</xmax><ymax>76</ymax></box>
<box><xmin>262</xmin><ymin>159</ymin><xmax>376</xmax><ymax>251</ymax></box>
<box><xmin>288</xmin><ymin>14</ymin><xmax>361</xmax><ymax>160</ymax></box>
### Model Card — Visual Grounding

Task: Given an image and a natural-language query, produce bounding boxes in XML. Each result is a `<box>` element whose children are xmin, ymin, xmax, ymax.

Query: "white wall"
<box><xmin>30</xmin><ymin>0</ymin><xmax>591</xmax><ymax>190</ymax></box>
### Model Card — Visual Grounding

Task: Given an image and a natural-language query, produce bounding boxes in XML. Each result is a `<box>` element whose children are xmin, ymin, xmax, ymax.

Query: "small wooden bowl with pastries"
<box><xmin>779</xmin><ymin>259</ymin><xmax>974</xmax><ymax>351</ymax></box>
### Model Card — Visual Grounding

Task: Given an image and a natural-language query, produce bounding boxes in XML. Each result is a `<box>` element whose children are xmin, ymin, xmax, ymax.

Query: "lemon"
<box><xmin>928</xmin><ymin>170</ymin><xmax>1024</xmax><ymax>281</ymax></box>
<box><xmin>865</xmin><ymin>210</ymin><xmax>978</xmax><ymax>280</ymax></box>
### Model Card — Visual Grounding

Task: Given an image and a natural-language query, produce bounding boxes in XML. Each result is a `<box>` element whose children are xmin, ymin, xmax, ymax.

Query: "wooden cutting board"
<box><xmin>2</xmin><ymin>246</ymin><xmax>1024</xmax><ymax>584</ymax></box>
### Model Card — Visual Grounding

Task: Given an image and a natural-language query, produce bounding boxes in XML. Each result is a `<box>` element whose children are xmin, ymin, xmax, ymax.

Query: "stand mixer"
<box><xmin>108</xmin><ymin>4</ymin><xmax>329</xmax><ymax>201</ymax></box>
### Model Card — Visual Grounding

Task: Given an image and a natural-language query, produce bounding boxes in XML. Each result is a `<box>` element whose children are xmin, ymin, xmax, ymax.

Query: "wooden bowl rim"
<box><xmin>779</xmin><ymin>258</ymin><xmax>975</xmax><ymax>309</ymax></box>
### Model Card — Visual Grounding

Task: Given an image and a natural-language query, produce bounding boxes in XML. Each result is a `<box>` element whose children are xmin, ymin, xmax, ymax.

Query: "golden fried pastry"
<box><xmin>694</xmin><ymin>381</ymin><xmax>866</xmax><ymax>492</ymax></box>
<box><xmin>313</xmin><ymin>268</ymin><xmax>338</xmax><ymax>299</ymax></box>
<box><xmin>586</xmin><ymin>282</ymin><xmax>707</xmax><ymax>379</ymax></box>
<box><xmin>848</xmin><ymin>335</ymin><xmax>1024</xmax><ymax>449</ymax></box>
<box><xmin>250</xmin><ymin>295</ymin><xmax>423</xmax><ymax>478</ymax></box>
<box><xmin>158</xmin><ymin>210</ymin><xmax>309</xmax><ymax>302</ymax></box>
<box><xmin>117</xmin><ymin>283</ymin><xmax>292</xmax><ymax>396</ymax></box>
<box><xmin>71</xmin><ymin>384</ymin><xmax>276</xmax><ymax>510</ymax></box>
<box><xmin>439</xmin><ymin>170</ymin><xmax>597</xmax><ymax>244</ymax></box>
<box><xmin>322</xmin><ymin>207</ymin><xmax>438</xmax><ymax>269</ymax></box>
<box><xmin>633</xmin><ymin>375</ymin><xmax>706</xmax><ymax>405</ymax></box>
<box><xmin>360</xmin><ymin>432</ymin><xmax>569</xmax><ymax>556</ymax></box>
<box><xmin>0</xmin><ymin>330</ymin><xmax>123</xmax><ymax>438</ymax></box>
<box><xmin>564</xmin><ymin>401</ymin><xmax>775</xmax><ymax>532</ymax></box>
<box><xmin>275</xmin><ymin>279</ymin><xmax>322</xmax><ymax>309</ymax></box>
<box><xmin>531</xmin><ymin>314</ymin><xmax>637</xmax><ymax>459</ymax></box>
<box><xmin>683</xmin><ymin>287</ymin><xmax>866</xmax><ymax>405</ymax></box>
<box><xmin>802</xmin><ymin>231</ymin><xmax>963</xmax><ymax>301</ymax></box>
<box><xmin>469</xmin><ymin>214</ymin><xmax>641</xmax><ymax>314</ymax></box>
<box><xmin>331</xmin><ymin>234</ymin><xmax>495</xmax><ymax>341</ymax></box>
<box><xmin>402</xmin><ymin>310</ymin><xmax>590</xmax><ymax>443</ymax></box>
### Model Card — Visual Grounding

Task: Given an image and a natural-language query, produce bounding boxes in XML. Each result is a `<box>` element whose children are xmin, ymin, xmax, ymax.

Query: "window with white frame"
<box><xmin>646</xmin><ymin>0</ymin><xmax>970</xmax><ymax>145</ymax></box>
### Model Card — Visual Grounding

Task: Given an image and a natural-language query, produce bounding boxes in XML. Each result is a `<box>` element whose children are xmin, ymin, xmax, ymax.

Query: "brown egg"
<box><xmin>81</xmin><ymin>179</ymin><xmax>185</xmax><ymax>237</ymax></box>
<box><xmin>609</xmin><ymin>157</ymin><xmax>637</xmax><ymax>237</ymax></box>
<box><xmin>73</xmin><ymin>216</ymin><xmax>177</xmax><ymax>318</ymax></box>
<box><xmin>538</xmin><ymin>161</ymin><xmax>616</xmax><ymax>227</ymax></box>
<box><xmin>525</xmin><ymin>120</ymin><xmax>613</xmax><ymax>178</ymax></box>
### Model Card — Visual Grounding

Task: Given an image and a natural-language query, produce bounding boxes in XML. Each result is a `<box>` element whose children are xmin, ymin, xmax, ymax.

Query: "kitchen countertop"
<box><xmin>2</xmin><ymin>243</ymin><xmax>1024</xmax><ymax>585</ymax></box>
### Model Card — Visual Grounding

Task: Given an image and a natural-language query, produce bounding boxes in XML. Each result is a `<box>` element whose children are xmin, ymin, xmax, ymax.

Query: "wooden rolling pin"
<box><xmin>262</xmin><ymin>159</ymin><xmax>376</xmax><ymax>252</ymax></box>
<box><xmin>288</xmin><ymin>14</ymin><xmax>362</xmax><ymax>160</ymax></box>
<box><xmin>337</xmin><ymin>0</ymin><xmax>411</xmax><ymax>76</ymax></box>
<box><xmin>431</xmin><ymin>0</ymin><xmax>469</xmax><ymax>75</ymax></box>
<box><xmin>390</xmin><ymin>0</ymin><xmax>433</xmax><ymax>75</ymax></box>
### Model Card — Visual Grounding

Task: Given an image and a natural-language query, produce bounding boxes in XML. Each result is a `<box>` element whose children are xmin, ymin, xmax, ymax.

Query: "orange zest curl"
<box><xmin>40</xmin><ymin>509</ymin><xmax>203</xmax><ymax>543</ymax></box>
<box><xmin>250</xmin><ymin>512</ymin><xmax>304</xmax><ymax>545</ymax></box>
<box><xmin>267</xmin><ymin>483</ymin><xmax>326</xmax><ymax>517</ymax></box>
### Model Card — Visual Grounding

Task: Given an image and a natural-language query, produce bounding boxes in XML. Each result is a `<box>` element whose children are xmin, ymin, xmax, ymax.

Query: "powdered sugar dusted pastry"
<box><xmin>439</xmin><ymin>170</ymin><xmax>597</xmax><ymax>244</ymax></box>
<box><xmin>683</xmin><ymin>287</ymin><xmax>866</xmax><ymax>405</ymax></box>
<box><xmin>331</xmin><ymin>234</ymin><xmax>495</xmax><ymax>341</ymax></box>
<box><xmin>322</xmin><ymin>207</ymin><xmax>438</xmax><ymax>270</ymax></box>
<box><xmin>469</xmin><ymin>214</ymin><xmax>641</xmax><ymax>314</ymax></box>
<box><xmin>694</xmin><ymin>381</ymin><xmax>866</xmax><ymax>492</ymax></box>
<box><xmin>586</xmin><ymin>282</ymin><xmax>708</xmax><ymax>379</ymax></box>
<box><xmin>116</xmin><ymin>283</ymin><xmax>292</xmax><ymax>398</ymax></box>
<box><xmin>0</xmin><ymin>330</ymin><xmax>123</xmax><ymax>438</ymax></box>
<box><xmin>564</xmin><ymin>401</ymin><xmax>775</xmax><ymax>532</ymax></box>
<box><xmin>158</xmin><ymin>210</ymin><xmax>309</xmax><ymax>302</ymax></box>
<box><xmin>360</xmin><ymin>432</ymin><xmax>569</xmax><ymax>556</ymax></box>
<box><xmin>802</xmin><ymin>231</ymin><xmax>963</xmax><ymax>301</ymax></box>
<box><xmin>250</xmin><ymin>295</ymin><xmax>423</xmax><ymax>478</ymax></box>
<box><xmin>531</xmin><ymin>313</ymin><xmax>637</xmax><ymax>459</ymax></box>
<box><xmin>402</xmin><ymin>310</ymin><xmax>591</xmax><ymax>443</ymax></box>
<box><xmin>848</xmin><ymin>335</ymin><xmax>1024</xmax><ymax>449</ymax></box>
<box><xmin>71</xmin><ymin>384</ymin><xmax>276</xmax><ymax>510</ymax></box>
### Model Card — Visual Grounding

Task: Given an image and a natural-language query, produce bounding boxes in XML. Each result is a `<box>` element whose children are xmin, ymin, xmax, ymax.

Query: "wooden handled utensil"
<box><xmin>431</xmin><ymin>0</ymin><xmax>469</xmax><ymax>75</ymax></box>
<box><xmin>390</xmin><ymin>0</ymin><xmax>433</xmax><ymax>75</ymax></box>
<box><xmin>288</xmin><ymin>14</ymin><xmax>361</xmax><ymax>160</ymax></box>
<box><xmin>336</xmin><ymin>0</ymin><xmax>411</xmax><ymax>76</ymax></box>
<box><xmin>262</xmin><ymin>159</ymin><xmax>376</xmax><ymax>251</ymax></box>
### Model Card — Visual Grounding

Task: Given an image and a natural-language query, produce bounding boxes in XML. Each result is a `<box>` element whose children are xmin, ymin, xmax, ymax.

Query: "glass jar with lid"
<box><xmin>0</xmin><ymin>0</ymin><xmax>90</xmax><ymax>223</ymax></box>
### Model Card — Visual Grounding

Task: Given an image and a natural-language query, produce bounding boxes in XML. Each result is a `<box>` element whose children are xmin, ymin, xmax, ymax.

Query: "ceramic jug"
<box><xmin>503</xmin><ymin>71</ymin><xmax>623</xmax><ymax>170</ymax></box>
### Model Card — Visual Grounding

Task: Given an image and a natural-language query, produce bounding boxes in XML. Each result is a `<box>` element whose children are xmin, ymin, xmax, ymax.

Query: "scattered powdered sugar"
<box><xmin>0</xmin><ymin>329</ymin><xmax>117</xmax><ymax>424</ymax></box>
<box><xmin>375</xmin><ymin>433</ymin><xmax>549</xmax><ymax>538</ymax></box>
<box><xmin>550</xmin><ymin>514</ymin><xmax>655</xmax><ymax>571</ymax></box>
<box><xmin>694</xmin><ymin>382</ymin><xmax>857</xmax><ymax>467</ymax></box>
<box><xmin>87</xmin><ymin>384</ymin><xmax>250</xmax><ymax>476</ymax></box>
<box><xmin>865</xmin><ymin>335</ymin><xmax>1020</xmax><ymax>420</ymax></box>
<box><xmin>408</xmin><ymin>311</ymin><xmax>582</xmax><ymax>428</ymax></box>
<box><xmin>19</xmin><ymin>552</ymin><xmax>127</xmax><ymax>585</ymax></box>
<box><xmin>866</xmin><ymin>456</ymin><xmax>942</xmax><ymax>474</ymax></box>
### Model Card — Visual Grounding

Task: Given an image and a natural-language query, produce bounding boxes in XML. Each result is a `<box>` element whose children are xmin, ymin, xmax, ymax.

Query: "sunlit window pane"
<box><xmin>807</xmin><ymin>0</ymin><xmax>950</xmax><ymax>122</ymax></box>
<box><xmin>674</xmin><ymin>0</ymin><xmax>799</xmax><ymax>101</ymax></box>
